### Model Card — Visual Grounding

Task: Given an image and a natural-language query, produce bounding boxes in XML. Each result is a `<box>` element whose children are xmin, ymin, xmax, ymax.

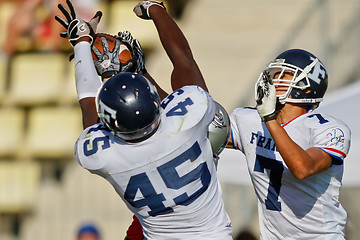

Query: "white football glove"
<box><xmin>55</xmin><ymin>0</ymin><xmax>102</xmax><ymax>47</ymax></box>
<box><xmin>133</xmin><ymin>1</ymin><xmax>165</xmax><ymax>20</ymax></box>
<box><xmin>255</xmin><ymin>70</ymin><xmax>277</xmax><ymax>122</ymax></box>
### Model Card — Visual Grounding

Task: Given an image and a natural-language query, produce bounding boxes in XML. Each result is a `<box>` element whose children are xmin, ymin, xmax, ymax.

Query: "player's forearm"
<box><xmin>74</xmin><ymin>41</ymin><xmax>102</xmax><ymax>129</ymax></box>
<box><xmin>74</xmin><ymin>41</ymin><xmax>101</xmax><ymax>100</ymax></box>
<box><xmin>150</xmin><ymin>6</ymin><xmax>193</xmax><ymax>65</ymax></box>
<box><xmin>149</xmin><ymin>5</ymin><xmax>208</xmax><ymax>92</ymax></box>
<box><xmin>265</xmin><ymin>120</ymin><xmax>316</xmax><ymax>179</ymax></box>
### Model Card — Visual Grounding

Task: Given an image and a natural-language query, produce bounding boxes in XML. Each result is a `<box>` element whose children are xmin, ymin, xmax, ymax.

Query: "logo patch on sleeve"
<box><xmin>325</xmin><ymin>128</ymin><xmax>345</xmax><ymax>148</ymax></box>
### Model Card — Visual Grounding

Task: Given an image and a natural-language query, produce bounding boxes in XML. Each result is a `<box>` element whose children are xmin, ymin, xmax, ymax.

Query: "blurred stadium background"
<box><xmin>0</xmin><ymin>0</ymin><xmax>359</xmax><ymax>239</ymax></box>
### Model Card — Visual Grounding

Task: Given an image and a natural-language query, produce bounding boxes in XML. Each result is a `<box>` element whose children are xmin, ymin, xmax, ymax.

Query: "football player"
<box><xmin>55</xmin><ymin>0</ymin><xmax>232</xmax><ymax>239</ymax></box>
<box><xmin>228</xmin><ymin>49</ymin><xmax>351</xmax><ymax>239</ymax></box>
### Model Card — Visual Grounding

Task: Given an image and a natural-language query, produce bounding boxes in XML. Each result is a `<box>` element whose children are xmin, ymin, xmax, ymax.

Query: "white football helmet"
<box><xmin>208</xmin><ymin>101</ymin><xmax>231</xmax><ymax>167</ymax></box>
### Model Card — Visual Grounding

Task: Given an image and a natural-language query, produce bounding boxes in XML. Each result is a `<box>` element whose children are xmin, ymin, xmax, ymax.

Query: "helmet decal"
<box><xmin>98</xmin><ymin>99</ymin><xmax>117</xmax><ymax>130</ymax></box>
<box><xmin>307</xmin><ymin>57</ymin><xmax>327</xmax><ymax>85</ymax></box>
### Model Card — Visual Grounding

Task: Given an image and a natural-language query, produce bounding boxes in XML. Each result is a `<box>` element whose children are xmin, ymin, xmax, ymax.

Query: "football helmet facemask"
<box><xmin>258</xmin><ymin>49</ymin><xmax>328</xmax><ymax>109</ymax></box>
<box><xmin>96</xmin><ymin>72</ymin><xmax>161</xmax><ymax>142</ymax></box>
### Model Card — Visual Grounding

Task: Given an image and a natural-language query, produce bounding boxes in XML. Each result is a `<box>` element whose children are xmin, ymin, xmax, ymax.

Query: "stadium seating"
<box><xmin>24</xmin><ymin>106</ymin><xmax>83</xmax><ymax>159</ymax></box>
<box><xmin>0</xmin><ymin>2</ymin><xmax>14</xmax><ymax>51</ymax></box>
<box><xmin>0</xmin><ymin>108</ymin><xmax>25</xmax><ymax>158</ymax></box>
<box><xmin>57</xmin><ymin>59</ymin><xmax>78</xmax><ymax>104</ymax></box>
<box><xmin>0</xmin><ymin>54</ymin><xmax>8</xmax><ymax>102</ymax></box>
<box><xmin>5</xmin><ymin>53</ymin><xmax>67</xmax><ymax>106</ymax></box>
<box><xmin>0</xmin><ymin>160</ymin><xmax>41</xmax><ymax>214</ymax></box>
<box><xmin>0</xmin><ymin>160</ymin><xmax>41</xmax><ymax>238</ymax></box>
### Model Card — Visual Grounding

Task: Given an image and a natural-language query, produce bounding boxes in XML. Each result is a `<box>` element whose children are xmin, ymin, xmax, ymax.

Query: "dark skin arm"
<box><xmin>143</xmin><ymin>72</ymin><xmax>168</xmax><ymax>100</ymax></box>
<box><xmin>79</xmin><ymin>97</ymin><xmax>98</xmax><ymax>129</ymax></box>
<box><xmin>149</xmin><ymin>5</ymin><xmax>208</xmax><ymax>92</ymax></box>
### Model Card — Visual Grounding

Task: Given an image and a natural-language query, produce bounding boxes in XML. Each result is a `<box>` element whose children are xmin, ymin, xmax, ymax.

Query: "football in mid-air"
<box><xmin>91</xmin><ymin>33</ymin><xmax>133</xmax><ymax>64</ymax></box>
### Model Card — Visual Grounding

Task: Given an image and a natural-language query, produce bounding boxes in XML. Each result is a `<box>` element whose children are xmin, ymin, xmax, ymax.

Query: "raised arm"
<box><xmin>56</xmin><ymin>0</ymin><xmax>167</xmax><ymax>130</ymax></box>
<box><xmin>255</xmin><ymin>70</ymin><xmax>332</xmax><ymax>179</ymax></box>
<box><xmin>134</xmin><ymin>1</ymin><xmax>208</xmax><ymax>92</ymax></box>
<box><xmin>75</xmin><ymin>39</ymin><xmax>101</xmax><ymax>129</ymax></box>
<box><xmin>55</xmin><ymin>0</ymin><xmax>102</xmax><ymax>129</ymax></box>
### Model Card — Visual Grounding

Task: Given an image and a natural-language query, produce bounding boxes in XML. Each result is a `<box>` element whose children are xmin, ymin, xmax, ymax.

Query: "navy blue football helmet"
<box><xmin>259</xmin><ymin>49</ymin><xmax>328</xmax><ymax>109</ymax></box>
<box><xmin>96</xmin><ymin>72</ymin><xmax>161</xmax><ymax>142</ymax></box>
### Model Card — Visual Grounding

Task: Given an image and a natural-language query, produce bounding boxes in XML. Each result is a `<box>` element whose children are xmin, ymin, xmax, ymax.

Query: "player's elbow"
<box><xmin>290</xmin><ymin>168</ymin><xmax>314</xmax><ymax>180</ymax></box>
<box><xmin>292</xmin><ymin>172</ymin><xmax>308</xmax><ymax>180</ymax></box>
<box><xmin>173</xmin><ymin>53</ymin><xmax>196</xmax><ymax>69</ymax></box>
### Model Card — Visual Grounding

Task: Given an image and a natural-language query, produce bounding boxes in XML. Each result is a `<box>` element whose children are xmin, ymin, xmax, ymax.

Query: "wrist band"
<box><xmin>262</xmin><ymin>112</ymin><xmax>277</xmax><ymax>122</ymax></box>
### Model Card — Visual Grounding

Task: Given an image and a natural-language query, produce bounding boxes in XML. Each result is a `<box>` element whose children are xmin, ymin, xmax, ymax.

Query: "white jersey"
<box><xmin>230</xmin><ymin>107</ymin><xmax>351</xmax><ymax>240</ymax></box>
<box><xmin>75</xmin><ymin>86</ymin><xmax>232</xmax><ymax>240</ymax></box>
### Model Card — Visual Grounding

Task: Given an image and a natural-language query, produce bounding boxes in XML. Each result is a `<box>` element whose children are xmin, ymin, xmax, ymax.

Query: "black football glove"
<box><xmin>55</xmin><ymin>0</ymin><xmax>102</xmax><ymax>47</ymax></box>
<box><xmin>117</xmin><ymin>31</ymin><xmax>147</xmax><ymax>74</ymax></box>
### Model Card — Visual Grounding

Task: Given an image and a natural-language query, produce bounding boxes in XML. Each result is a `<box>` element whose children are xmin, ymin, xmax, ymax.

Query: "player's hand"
<box><xmin>55</xmin><ymin>0</ymin><xmax>102</xmax><ymax>47</ymax></box>
<box><xmin>92</xmin><ymin>36</ymin><xmax>122</xmax><ymax>79</ymax></box>
<box><xmin>133</xmin><ymin>1</ymin><xmax>165</xmax><ymax>20</ymax></box>
<box><xmin>117</xmin><ymin>31</ymin><xmax>147</xmax><ymax>74</ymax></box>
<box><xmin>255</xmin><ymin>70</ymin><xmax>277</xmax><ymax>122</ymax></box>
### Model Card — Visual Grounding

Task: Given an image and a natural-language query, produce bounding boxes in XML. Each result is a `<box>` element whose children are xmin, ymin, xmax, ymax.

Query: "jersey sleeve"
<box><xmin>311</xmin><ymin>117</ymin><xmax>351</xmax><ymax>164</ymax></box>
<box><xmin>74</xmin><ymin>124</ymin><xmax>113</xmax><ymax>171</ymax></box>
<box><xmin>229</xmin><ymin>113</ymin><xmax>242</xmax><ymax>151</ymax></box>
<box><xmin>198</xmin><ymin>86</ymin><xmax>216</xmax><ymax>127</ymax></box>
<box><xmin>229</xmin><ymin>107</ymin><xmax>260</xmax><ymax>153</ymax></box>
<box><xmin>162</xmin><ymin>86</ymin><xmax>215</xmax><ymax>130</ymax></box>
